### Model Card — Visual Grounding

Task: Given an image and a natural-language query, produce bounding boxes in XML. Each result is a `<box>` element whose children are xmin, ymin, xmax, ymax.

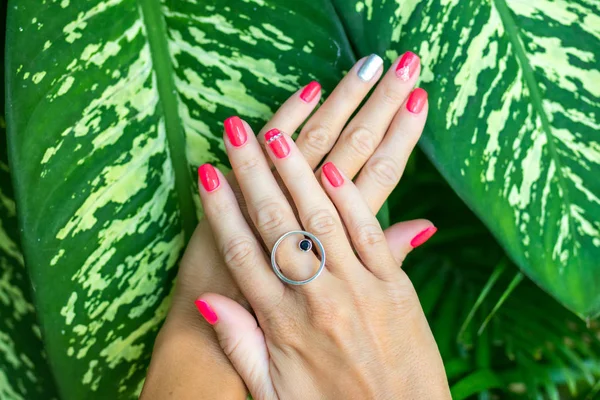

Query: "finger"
<box><xmin>264</xmin><ymin>129</ymin><xmax>354</xmax><ymax>277</ymax></box>
<box><xmin>227</xmin><ymin>81</ymin><xmax>321</xmax><ymax>215</ymax></box>
<box><xmin>355</xmin><ymin>88</ymin><xmax>428</xmax><ymax>213</ymax></box>
<box><xmin>194</xmin><ymin>294</ymin><xmax>276</xmax><ymax>400</ymax></box>
<box><xmin>224</xmin><ymin>117</ymin><xmax>320</xmax><ymax>282</ymax></box>
<box><xmin>259</xmin><ymin>80</ymin><xmax>322</xmax><ymax>139</ymax></box>
<box><xmin>295</xmin><ymin>54</ymin><xmax>384</xmax><ymax>168</ymax></box>
<box><xmin>321</xmin><ymin>162</ymin><xmax>397</xmax><ymax>281</ymax></box>
<box><xmin>198</xmin><ymin>164</ymin><xmax>284</xmax><ymax>310</ymax></box>
<box><xmin>383</xmin><ymin>220</ymin><xmax>438</xmax><ymax>265</ymax></box>
<box><xmin>324</xmin><ymin>51</ymin><xmax>421</xmax><ymax>179</ymax></box>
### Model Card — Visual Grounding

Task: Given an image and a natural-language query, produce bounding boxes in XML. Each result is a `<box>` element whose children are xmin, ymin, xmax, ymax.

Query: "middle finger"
<box><xmin>325</xmin><ymin>51</ymin><xmax>421</xmax><ymax>178</ymax></box>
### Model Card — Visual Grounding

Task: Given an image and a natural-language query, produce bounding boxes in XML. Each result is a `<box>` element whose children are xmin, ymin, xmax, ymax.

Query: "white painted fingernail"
<box><xmin>357</xmin><ymin>54</ymin><xmax>383</xmax><ymax>82</ymax></box>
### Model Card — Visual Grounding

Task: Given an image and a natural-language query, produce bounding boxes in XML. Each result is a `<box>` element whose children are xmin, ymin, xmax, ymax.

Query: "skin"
<box><xmin>141</xmin><ymin>53</ymin><xmax>448</xmax><ymax>399</ymax></box>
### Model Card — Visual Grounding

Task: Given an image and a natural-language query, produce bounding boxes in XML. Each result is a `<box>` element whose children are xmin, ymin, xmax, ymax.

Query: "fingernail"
<box><xmin>410</xmin><ymin>226</ymin><xmax>437</xmax><ymax>248</ymax></box>
<box><xmin>299</xmin><ymin>81</ymin><xmax>321</xmax><ymax>103</ymax></box>
<box><xmin>195</xmin><ymin>300</ymin><xmax>218</xmax><ymax>325</ymax></box>
<box><xmin>406</xmin><ymin>88</ymin><xmax>427</xmax><ymax>114</ymax></box>
<box><xmin>357</xmin><ymin>54</ymin><xmax>383</xmax><ymax>82</ymax></box>
<box><xmin>224</xmin><ymin>116</ymin><xmax>247</xmax><ymax>147</ymax></box>
<box><xmin>395</xmin><ymin>51</ymin><xmax>419</xmax><ymax>81</ymax></box>
<box><xmin>264</xmin><ymin>128</ymin><xmax>290</xmax><ymax>159</ymax></box>
<box><xmin>322</xmin><ymin>162</ymin><xmax>344</xmax><ymax>187</ymax></box>
<box><xmin>198</xmin><ymin>164</ymin><xmax>220</xmax><ymax>192</ymax></box>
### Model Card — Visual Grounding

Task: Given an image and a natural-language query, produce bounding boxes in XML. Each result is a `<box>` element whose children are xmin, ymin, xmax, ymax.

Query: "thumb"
<box><xmin>383</xmin><ymin>219</ymin><xmax>437</xmax><ymax>265</ymax></box>
<box><xmin>194</xmin><ymin>294</ymin><xmax>276</xmax><ymax>400</ymax></box>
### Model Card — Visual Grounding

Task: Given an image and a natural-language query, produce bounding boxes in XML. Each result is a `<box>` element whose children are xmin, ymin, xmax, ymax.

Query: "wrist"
<box><xmin>141</xmin><ymin>316</ymin><xmax>247</xmax><ymax>399</ymax></box>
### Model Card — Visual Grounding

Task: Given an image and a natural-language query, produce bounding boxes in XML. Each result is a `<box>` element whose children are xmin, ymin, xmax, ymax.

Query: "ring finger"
<box><xmin>293</xmin><ymin>54</ymin><xmax>384</xmax><ymax>168</ymax></box>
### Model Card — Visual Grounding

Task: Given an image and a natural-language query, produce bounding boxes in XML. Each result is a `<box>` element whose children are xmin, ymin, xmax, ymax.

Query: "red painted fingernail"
<box><xmin>410</xmin><ymin>226</ymin><xmax>437</xmax><ymax>248</ymax></box>
<box><xmin>264</xmin><ymin>129</ymin><xmax>290</xmax><ymax>159</ymax></box>
<box><xmin>224</xmin><ymin>116</ymin><xmax>247</xmax><ymax>147</ymax></box>
<box><xmin>299</xmin><ymin>81</ymin><xmax>321</xmax><ymax>103</ymax></box>
<box><xmin>198</xmin><ymin>164</ymin><xmax>220</xmax><ymax>192</ymax></box>
<box><xmin>395</xmin><ymin>51</ymin><xmax>419</xmax><ymax>81</ymax></box>
<box><xmin>195</xmin><ymin>300</ymin><xmax>218</xmax><ymax>325</ymax></box>
<box><xmin>322</xmin><ymin>162</ymin><xmax>344</xmax><ymax>187</ymax></box>
<box><xmin>406</xmin><ymin>88</ymin><xmax>427</xmax><ymax>114</ymax></box>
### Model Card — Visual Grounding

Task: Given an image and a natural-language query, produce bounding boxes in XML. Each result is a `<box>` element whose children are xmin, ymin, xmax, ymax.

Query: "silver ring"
<box><xmin>271</xmin><ymin>230</ymin><xmax>326</xmax><ymax>285</ymax></box>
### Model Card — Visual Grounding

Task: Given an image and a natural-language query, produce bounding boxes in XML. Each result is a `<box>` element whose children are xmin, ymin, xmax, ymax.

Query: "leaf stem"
<box><xmin>138</xmin><ymin>0</ymin><xmax>196</xmax><ymax>242</ymax></box>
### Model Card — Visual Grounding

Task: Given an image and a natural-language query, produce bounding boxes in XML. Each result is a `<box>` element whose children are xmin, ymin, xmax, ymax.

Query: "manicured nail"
<box><xmin>395</xmin><ymin>51</ymin><xmax>419</xmax><ymax>81</ymax></box>
<box><xmin>406</xmin><ymin>88</ymin><xmax>428</xmax><ymax>114</ymax></box>
<box><xmin>264</xmin><ymin>128</ymin><xmax>290</xmax><ymax>159</ymax></box>
<box><xmin>299</xmin><ymin>81</ymin><xmax>321</xmax><ymax>103</ymax></box>
<box><xmin>322</xmin><ymin>162</ymin><xmax>344</xmax><ymax>187</ymax></box>
<box><xmin>357</xmin><ymin>54</ymin><xmax>383</xmax><ymax>82</ymax></box>
<box><xmin>198</xmin><ymin>164</ymin><xmax>220</xmax><ymax>192</ymax></box>
<box><xmin>224</xmin><ymin>116</ymin><xmax>247</xmax><ymax>147</ymax></box>
<box><xmin>195</xmin><ymin>300</ymin><xmax>218</xmax><ymax>325</ymax></box>
<box><xmin>410</xmin><ymin>226</ymin><xmax>437</xmax><ymax>248</ymax></box>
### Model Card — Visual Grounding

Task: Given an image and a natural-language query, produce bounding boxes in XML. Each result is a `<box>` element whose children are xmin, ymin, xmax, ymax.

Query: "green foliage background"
<box><xmin>1</xmin><ymin>0</ymin><xmax>599</xmax><ymax>399</ymax></box>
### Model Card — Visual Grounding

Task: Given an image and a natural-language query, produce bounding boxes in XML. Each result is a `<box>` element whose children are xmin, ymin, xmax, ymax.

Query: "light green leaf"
<box><xmin>0</xmin><ymin>15</ymin><xmax>59</xmax><ymax>397</ymax></box>
<box><xmin>5</xmin><ymin>0</ymin><xmax>600</xmax><ymax>398</ymax></box>
<box><xmin>6</xmin><ymin>0</ymin><xmax>353</xmax><ymax>397</ymax></box>
<box><xmin>332</xmin><ymin>0</ymin><xmax>600</xmax><ymax>317</ymax></box>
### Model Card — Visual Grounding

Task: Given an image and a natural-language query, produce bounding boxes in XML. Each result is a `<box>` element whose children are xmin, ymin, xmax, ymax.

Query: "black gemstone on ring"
<box><xmin>299</xmin><ymin>238</ymin><xmax>313</xmax><ymax>252</ymax></box>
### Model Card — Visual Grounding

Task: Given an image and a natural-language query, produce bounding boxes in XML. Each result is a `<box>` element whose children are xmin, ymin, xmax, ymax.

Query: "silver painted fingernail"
<box><xmin>357</xmin><ymin>54</ymin><xmax>383</xmax><ymax>81</ymax></box>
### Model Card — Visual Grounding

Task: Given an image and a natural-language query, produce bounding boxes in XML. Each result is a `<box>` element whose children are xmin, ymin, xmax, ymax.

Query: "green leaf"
<box><xmin>0</xmin><ymin>4</ymin><xmax>59</xmax><ymax>396</ymax></box>
<box><xmin>331</xmin><ymin>0</ymin><xmax>600</xmax><ymax>317</ymax></box>
<box><xmin>450</xmin><ymin>369</ymin><xmax>505</xmax><ymax>399</ymax></box>
<box><xmin>5</xmin><ymin>0</ymin><xmax>354</xmax><ymax>398</ymax></box>
<box><xmin>5</xmin><ymin>0</ymin><xmax>600</xmax><ymax>398</ymax></box>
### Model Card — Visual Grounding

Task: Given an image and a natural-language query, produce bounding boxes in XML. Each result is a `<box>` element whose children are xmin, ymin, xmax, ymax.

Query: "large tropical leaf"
<box><xmin>5</xmin><ymin>0</ymin><xmax>352</xmax><ymax>398</ymax></box>
<box><xmin>5</xmin><ymin>0</ymin><xmax>599</xmax><ymax>398</ymax></box>
<box><xmin>394</xmin><ymin>153</ymin><xmax>600</xmax><ymax>399</ymax></box>
<box><xmin>331</xmin><ymin>0</ymin><xmax>600</xmax><ymax>317</ymax></box>
<box><xmin>0</xmin><ymin>4</ymin><xmax>59</xmax><ymax>398</ymax></box>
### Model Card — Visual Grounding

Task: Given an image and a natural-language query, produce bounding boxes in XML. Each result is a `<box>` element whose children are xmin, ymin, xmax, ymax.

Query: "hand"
<box><xmin>142</xmin><ymin>52</ymin><xmax>440</xmax><ymax>398</ymax></box>
<box><xmin>194</xmin><ymin>85</ymin><xmax>450</xmax><ymax>398</ymax></box>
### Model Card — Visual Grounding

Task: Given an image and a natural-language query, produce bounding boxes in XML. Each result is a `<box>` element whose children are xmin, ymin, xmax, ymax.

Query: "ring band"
<box><xmin>271</xmin><ymin>230</ymin><xmax>326</xmax><ymax>285</ymax></box>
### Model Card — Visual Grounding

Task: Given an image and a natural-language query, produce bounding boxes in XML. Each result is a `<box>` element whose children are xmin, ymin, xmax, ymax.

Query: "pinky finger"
<box><xmin>321</xmin><ymin>162</ymin><xmax>397</xmax><ymax>281</ymax></box>
<box><xmin>194</xmin><ymin>294</ymin><xmax>276</xmax><ymax>400</ymax></box>
<box><xmin>383</xmin><ymin>220</ymin><xmax>437</xmax><ymax>265</ymax></box>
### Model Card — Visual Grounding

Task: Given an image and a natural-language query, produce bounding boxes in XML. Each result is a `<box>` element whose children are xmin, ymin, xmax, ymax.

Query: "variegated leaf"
<box><xmin>5</xmin><ymin>0</ymin><xmax>599</xmax><ymax>398</ymax></box>
<box><xmin>0</xmin><ymin>52</ymin><xmax>59</xmax><ymax>400</ymax></box>
<box><xmin>333</xmin><ymin>0</ymin><xmax>600</xmax><ymax>317</ymax></box>
<box><xmin>6</xmin><ymin>0</ymin><xmax>352</xmax><ymax>398</ymax></box>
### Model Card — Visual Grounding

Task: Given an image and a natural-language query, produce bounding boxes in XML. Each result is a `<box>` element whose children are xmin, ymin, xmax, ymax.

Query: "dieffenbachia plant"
<box><xmin>3</xmin><ymin>0</ymin><xmax>599</xmax><ymax>398</ymax></box>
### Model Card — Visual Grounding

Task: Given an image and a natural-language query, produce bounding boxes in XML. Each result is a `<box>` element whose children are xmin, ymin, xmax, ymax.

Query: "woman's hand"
<box><xmin>194</xmin><ymin>78</ymin><xmax>449</xmax><ymax>398</ymax></box>
<box><xmin>142</xmin><ymin>52</ymin><xmax>441</xmax><ymax>399</ymax></box>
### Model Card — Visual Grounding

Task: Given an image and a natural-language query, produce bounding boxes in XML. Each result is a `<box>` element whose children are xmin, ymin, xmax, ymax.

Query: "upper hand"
<box><xmin>143</xmin><ymin>52</ymin><xmax>440</xmax><ymax>399</ymax></box>
<box><xmin>194</xmin><ymin>56</ymin><xmax>450</xmax><ymax>397</ymax></box>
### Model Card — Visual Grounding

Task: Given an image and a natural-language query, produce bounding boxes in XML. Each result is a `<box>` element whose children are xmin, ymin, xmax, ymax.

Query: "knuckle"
<box><xmin>235</xmin><ymin>156</ymin><xmax>261</xmax><ymax>175</ymax></box>
<box><xmin>354</xmin><ymin>222</ymin><xmax>386</xmax><ymax>250</ymax></box>
<box><xmin>211</xmin><ymin>199</ymin><xmax>236</xmax><ymax>216</ymax></box>
<box><xmin>310</xmin><ymin>297</ymin><xmax>352</xmax><ymax>336</ymax></box>
<box><xmin>253</xmin><ymin>200</ymin><xmax>287</xmax><ymax>235</ymax></box>
<box><xmin>302</xmin><ymin>125</ymin><xmax>332</xmax><ymax>154</ymax></box>
<box><xmin>366</xmin><ymin>156</ymin><xmax>402</xmax><ymax>189</ymax></box>
<box><xmin>345</xmin><ymin>126</ymin><xmax>376</xmax><ymax>158</ymax></box>
<box><xmin>304</xmin><ymin>208</ymin><xmax>337</xmax><ymax>237</ymax></box>
<box><xmin>379</xmin><ymin>84</ymin><xmax>405</xmax><ymax>106</ymax></box>
<box><xmin>222</xmin><ymin>236</ymin><xmax>256</xmax><ymax>269</ymax></box>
